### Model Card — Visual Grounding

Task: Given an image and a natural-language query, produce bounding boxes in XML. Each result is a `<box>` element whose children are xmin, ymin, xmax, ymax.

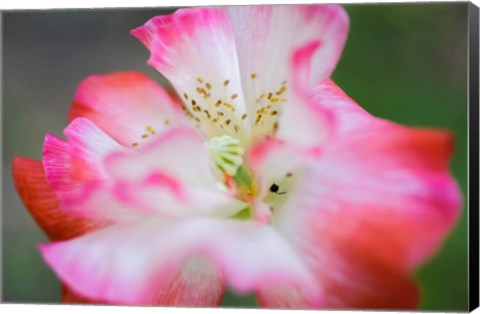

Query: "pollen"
<box><xmin>197</xmin><ymin>77</ymin><xmax>204</xmax><ymax>83</ymax></box>
<box><xmin>224</xmin><ymin>79</ymin><xmax>230</xmax><ymax>86</ymax></box>
<box><xmin>231</xmin><ymin>94</ymin><xmax>238</xmax><ymax>100</ymax></box>
<box><xmin>250</xmin><ymin>73</ymin><xmax>257</xmax><ymax>79</ymax></box>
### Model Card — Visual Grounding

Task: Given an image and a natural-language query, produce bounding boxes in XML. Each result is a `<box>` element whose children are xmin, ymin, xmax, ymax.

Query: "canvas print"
<box><xmin>2</xmin><ymin>2</ymin><xmax>475</xmax><ymax>311</ymax></box>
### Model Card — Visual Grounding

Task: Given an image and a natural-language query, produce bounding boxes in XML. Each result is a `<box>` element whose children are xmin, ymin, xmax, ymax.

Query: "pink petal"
<box><xmin>42</xmin><ymin>118</ymin><xmax>123</xmax><ymax>201</ymax></box>
<box><xmin>229</xmin><ymin>4</ymin><xmax>348</xmax><ymax>90</ymax></box>
<box><xmin>61</xmin><ymin>260</ymin><xmax>225</xmax><ymax>306</ymax></box>
<box><xmin>105</xmin><ymin>127</ymin><xmax>213</xmax><ymax>185</ymax></box>
<box><xmin>61</xmin><ymin>126</ymin><xmax>244</xmax><ymax>221</ymax></box>
<box><xmin>41</xmin><ymin>218</ymin><xmax>320</xmax><ymax>305</ymax></box>
<box><xmin>309</xmin><ymin>79</ymin><xmax>394</xmax><ymax>135</ymax></box>
<box><xmin>274</xmin><ymin>41</ymin><xmax>335</xmax><ymax>148</ymax></box>
<box><xmin>131</xmin><ymin>8</ymin><xmax>249</xmax><ymax>141</ymax></box>
<box><xmin>249</xmin><ymin>124</ymin><xmax>461</xmax><ymax>308</ymax></box>
<box><xmin>69</xmin><ymin>71</ymin><xmax>188</xmax><ymax>147</ymax></box>
<box><xmin>12</xmin><ymin>157</ymin><xmax>107</xmax><ymax>241</ymax></box>
<box><xmin>228</xmin><ymin>5</ymin><xmax>347</xmax><ymax>140</ymax></box>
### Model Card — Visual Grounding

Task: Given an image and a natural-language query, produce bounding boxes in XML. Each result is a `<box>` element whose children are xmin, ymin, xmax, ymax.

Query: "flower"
<box><xmin>12</xmin><ymin>4</ymin><xmax>461</xmax><ymax>309</ymax></box>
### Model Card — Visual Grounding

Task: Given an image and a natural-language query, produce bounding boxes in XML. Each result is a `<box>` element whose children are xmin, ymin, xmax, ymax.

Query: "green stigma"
<box><xmin>208</xmin><ymin>135</ymin><xmax>245</xmax><ymax>177</ymax></box>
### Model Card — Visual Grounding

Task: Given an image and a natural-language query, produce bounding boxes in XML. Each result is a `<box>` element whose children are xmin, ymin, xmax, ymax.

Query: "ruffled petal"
<box><xmin>102</xmin><ymin>127</ymin><xmax>245</xmax><ymax>219</ymax></box>
<box><xmin>42</xmin><ymin>118</ymin><xmax>123</xmax><ymax>201</ymax></box>
<box><xmin>41</xmin><ymin>218</ymin><xmax>320</xmax><ymax>305</ymax></box>
<box><xmin>228</xmin><ymin>5</ymin><xmax>347</xmax><ymax>140</ymax></box>
<box><xmin>69</xmin><ymin>71</ymin><xmax>188</xmax><ymax>147</ymax></box>
<box><xmin>61</xmin><ymin>260</ymin><xmax>225</xmax><ymax>307</ymax></box>
<box><xmin>249</xmin><ymin>122</ymin><xmax>460</xmax><ymax>308</ymax></box>
<box><xmin>308</xmin><ymin>79</ymin><xmax>394</xmax><ymax>135</ymax></box>
<box><xmin>132</xmin><ymin>8</ymin><xmax>250</xmax><ymax>142</ymax></box>
<box><xmin>12</xmin><ymin>158</ymin><xmax>107</xmax><ymax>241</ymax></box>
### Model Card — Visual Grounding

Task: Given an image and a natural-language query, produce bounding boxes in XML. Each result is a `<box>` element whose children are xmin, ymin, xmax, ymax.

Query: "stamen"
<box><xmin>146</xmin><ymin>125</ymin><xmax>156</xmax><ymax>134</ymax></box>
<box><xmin>250</xmin><ymin>73</ymin><xmax>257</xmax><ymax>79</ymax></box>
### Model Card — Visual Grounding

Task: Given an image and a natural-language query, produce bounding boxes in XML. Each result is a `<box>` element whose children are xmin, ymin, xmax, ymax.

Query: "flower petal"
<box><xmin>53</xmin><ymin>126</ymin><xmax>243</xmax><ymax>223</ymax></box>
<box><xmin>69</xmin><ymin>71</ymin><xmax>187</xmax><ymax>147</ymax></box>
<box><xmin>273</xmin><ymin>41</ymin><xmax>334</xmax><ymax>148</ymax></box>
<box><xmin>309</xmin><ymin>79</ymin><xmax>393</xmax><ymax>135</ymax></box>
<box><xmin>228</xmin><ymin>5</ymin><xmax>347</xmax><ymax>140</ymax></box>
<box><xmin>43</xmin><ymin>118</ymin><xmax>123</xmax><ymax>201</ymax></box>
<box><xmin>61</xmin><ymin>260</ymin><xmax>225</xmax><ymax>307</ymax></box>
<box><xmin>250</xmin><ymin>123</ymin><xmax>460</xmax><ymax>308</ymax></box>
<box><xmin>12</xmin><ymin>158</ymin><xmax>106</xmax><ymax>241</ymax></box>
<box><xmin>41</xmin><ymin>218</ymin><xmax>320</xmax><ymax>305</ymax></box>
<box><xmin>131</xmin><ymin>8</ymin><xmax>250</xmax><ymax>141</ymax></box>
<box><xmin>229</xmin><ymin>4</ymin><xmax>348</xmax><ymax>91</ymax></box>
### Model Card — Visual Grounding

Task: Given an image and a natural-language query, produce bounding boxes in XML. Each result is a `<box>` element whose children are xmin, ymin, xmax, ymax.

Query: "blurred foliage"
<box><xmin>2</xmin><ymin>3</ymin><xmax>468</xmax><ymax>311</ymax></box>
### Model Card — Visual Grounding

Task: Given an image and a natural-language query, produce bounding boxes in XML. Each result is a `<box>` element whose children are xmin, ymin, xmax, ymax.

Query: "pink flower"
<box><xmin>12</xmin><ymin>5</ymin><xmax>461</xmax><ymax>309</ymax></box>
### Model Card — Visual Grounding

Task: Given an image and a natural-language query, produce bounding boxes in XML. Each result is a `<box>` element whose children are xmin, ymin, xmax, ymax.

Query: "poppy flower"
<box><xmin>12</xmin><ymin>5</ymin><xmax>461</xmax><ymax>309</ymax></box>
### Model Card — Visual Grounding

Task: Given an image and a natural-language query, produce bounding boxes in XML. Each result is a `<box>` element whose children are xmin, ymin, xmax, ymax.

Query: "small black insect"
<box><xmin>269</xmin><ymin>183</ymin><xmax>286</xmax><ymax>195</ymax></box>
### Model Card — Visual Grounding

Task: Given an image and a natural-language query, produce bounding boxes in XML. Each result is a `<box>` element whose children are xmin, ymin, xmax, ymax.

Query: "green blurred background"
<box><xmin>2</xmin><ymin>3</ymin><xmax>469</xmax><ymax>310</ymax></box>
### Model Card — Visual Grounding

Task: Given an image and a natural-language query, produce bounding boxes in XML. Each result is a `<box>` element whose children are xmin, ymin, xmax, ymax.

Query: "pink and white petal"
<box><xmin>113</xmin><ymin>173</ymin><xmax>246</xmax><ymax>218</ymax></box>
<box><xmin>106</xmin><ymin>127</ymin><xmax>217</xmax><ymax>188</ymax></box>
<box><xmin>62</xmin><ymin>170</ymin><xmax>245</xmax><ymax>222</ymax></box>
<box><xmin>59</xmin><ymin>180</ymin><xmax>147</xmax><ymax>223</ymax></box>
<box><xmin>250</xmin><ymin>124</ymin><xmax>460</xmax><ymax>308</ymax></box>
<box><xmin>43</xmin><ymin>118</ymin><xmax>123</xmax><ymax>201</ymax></box>
<box><xmin>228</xmin><ymin>4</ymin><xmax>348</xmax><ymax>139</ymax></box>
<box><xmin>308</xmin><ymin>79</ymin><xmax>396</xmax><ymax>135</ymax></box>
<box><xmin>291</xmin><ymin>127</ymin><xmax>460</xmax><ymax>269</ymax></box>
<box><xmin>131</xmin><ymin>8</ymin><xmax>250</xmax><ymax>142</ymax></box>
<box><xmin>40</xmin><ymin>218</ymin><xmax>320</xmax><ymax>305</ymax></box>
<box><xmin>69</xmin><ymin>71</ymin><xmax>188</xmax><ymax>147</ymax></box>
<box><xmin>274</xmin><ymin>41</ymin><xmax>334</xmax><ymax>148</ymax></box>
<box><xmin>61</xmin><ymin>258</ymin><xmax>225</xmax><ymax>306</ymax></box>
<box><xmin>12</xmin><ymin>158</ymin><xmax>108</xmax><ymax>241</ymax></box>
<box><xmin>257</xmin><ymin>246</ymin><xmax>419</xmax><ymax>309</ymax></box>
<box><xmin>150</xmin><ymin>256</ymin><xmax>226</xmax><ymax>306</ymax></box>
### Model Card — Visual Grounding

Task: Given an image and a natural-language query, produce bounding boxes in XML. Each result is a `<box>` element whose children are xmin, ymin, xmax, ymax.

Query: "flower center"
<box><xmin>207</xmin><ymin>135</ymin><xmax>244</xmax><ymax>177</ymax></box>
<box><xmin>206</xmin><ymin>135</ymin><xmax>295</xmax><ymax>224</ymax></box>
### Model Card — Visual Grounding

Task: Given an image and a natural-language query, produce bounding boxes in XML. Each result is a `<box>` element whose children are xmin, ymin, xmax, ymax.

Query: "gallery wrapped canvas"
<box><xmin>2</xmin><ymin>1</ymin><xmax>478</xmax><ymax>312</ymax></box>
